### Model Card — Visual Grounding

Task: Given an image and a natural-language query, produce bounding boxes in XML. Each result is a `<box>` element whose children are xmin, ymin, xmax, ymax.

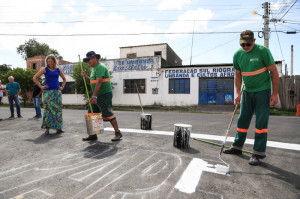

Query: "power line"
<box><xmin>279</xmin><ymin>0</ymin><xmax>297</xmax><ymax>20</ymax></box>
<box><xmin>0</xmin><ymin>19</ymin><xmax>262</xmax><ymax>24</ymax></box>
<box><xmin>0</xmin><ymin>4</ymin><xmax>264</xmax><ymax>8</ymax></box>
<box><xmin>271</xmin><ymin>13</ymin><xmax>285</xmax><ymax>62</ymax></box>
<box><xmin>0</xmin><ymin>30</ymin><xmax>296</xmax><ymax>37</ymax></box>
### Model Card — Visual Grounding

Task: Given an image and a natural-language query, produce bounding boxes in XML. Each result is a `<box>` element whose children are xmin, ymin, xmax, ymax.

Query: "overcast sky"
<box><xmin>0</xmin><ymin>0</ymin><xmax>299</xmax><ymax>75</ymax></box>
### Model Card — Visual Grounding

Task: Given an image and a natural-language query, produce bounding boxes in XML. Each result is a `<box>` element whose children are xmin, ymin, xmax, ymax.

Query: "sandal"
<box><xmin>56</xmin><ymin>129</ymin><xmax>65</xmax><ymax>134</ymax></box>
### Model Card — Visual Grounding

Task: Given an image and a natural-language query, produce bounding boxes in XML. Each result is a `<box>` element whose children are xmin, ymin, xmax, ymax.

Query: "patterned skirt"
<box><xmin>41</xmin><ymin>90</ymin><xmax>63</xmax><ymax>130</ymax></box>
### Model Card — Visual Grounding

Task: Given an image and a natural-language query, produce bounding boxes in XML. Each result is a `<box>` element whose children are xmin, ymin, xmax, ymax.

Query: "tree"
<box><xmin>17</xmin><ymin>38</ymin><xmax>63</xmax><ymax>60</ymax></box>
<box><xmin>71</xmin><ymin>62</ymin><xmax>92</xmax><ymax>102</ymax></box>
<box><xmin>0</xmin><ymin>64</ymin><xmax>12</xmax><ymax>81</ymax></box>
<box><xmin>2</xmin><ymin>68</ymin><xmax>38</xmax><ymax>107</ymax></box>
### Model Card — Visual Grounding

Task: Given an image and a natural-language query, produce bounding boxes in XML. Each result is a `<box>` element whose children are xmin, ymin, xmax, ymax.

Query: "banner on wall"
<box><xmin>164</xmin><ymin>67</ymin><xmax>235</xmax><ymax>78</ymax></box>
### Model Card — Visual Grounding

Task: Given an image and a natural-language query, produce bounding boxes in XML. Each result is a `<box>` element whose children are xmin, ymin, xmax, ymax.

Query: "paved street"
<box><xmin>0</xmin><ymin>107</ymin><xmax>299</xmax><ymax>199</ymax></box>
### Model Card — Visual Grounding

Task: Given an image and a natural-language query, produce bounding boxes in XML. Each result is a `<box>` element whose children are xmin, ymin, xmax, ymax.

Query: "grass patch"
<box><xmin>269</xmin><ymin>108</ymin><xmax>296</xmax><ymax>116</ymax></box>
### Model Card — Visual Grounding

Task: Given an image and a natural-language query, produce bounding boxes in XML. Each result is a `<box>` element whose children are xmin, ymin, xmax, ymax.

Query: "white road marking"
<box><xmin>104</xmin><ymin>127</ymin><xmax>300</xmax><ymax>151</ymax></box>
<box><xmin>174</xmin><ymin>158</ymin><xmax>227</xmax><ymax>194</ymax></box>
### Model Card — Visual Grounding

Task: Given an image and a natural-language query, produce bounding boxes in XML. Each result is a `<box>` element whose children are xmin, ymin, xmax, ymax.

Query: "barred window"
<box><xmin>169</xmin><ymin>78</ymin><xmax>190</xmax><ymax>94</ymax></box>
<box><xmin>124</xmin><ymin>79</ymin><xmax>145</xmax><ymax>93</ymax></box>
<box><xmin>60</xmin><ymin>82</ymin><xmax>75</xmax><ymax>94</ymax></box>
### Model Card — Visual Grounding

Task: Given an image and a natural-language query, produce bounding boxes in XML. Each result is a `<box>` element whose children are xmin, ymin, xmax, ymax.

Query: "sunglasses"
<box><xmin>240</xmin><ymin>43</ymin><xmax>252</xmax><ymax>47</ymax></box>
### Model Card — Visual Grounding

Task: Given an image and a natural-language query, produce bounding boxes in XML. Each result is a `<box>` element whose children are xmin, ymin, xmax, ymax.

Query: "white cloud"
<box><xmin>157</xmin><ymin>0</ymin><xmax>193</xmax><ymax>10</ymax></box>
<box><xmin>63</xmin><ymin>0</ymin><xmax>78</xmax><ymax>16</ymax></box>
<box><xmin>81</xmin><ymin>2</ymin><xmax>104</xmax><ymax>17</ymax></box>
<box><xmin>0</xmin><ymin>7</ymin><xmax>160</xmax><ymax>67</ymax></box>
<box><xmin>0</xmin><ymin>0</ymin><xmax>54</xmax><ymax>22</ymax></box>
<box><xmin>166</xmin><ymin>8</ymin><xmax>213</xmax><ymax>38</ymax></box>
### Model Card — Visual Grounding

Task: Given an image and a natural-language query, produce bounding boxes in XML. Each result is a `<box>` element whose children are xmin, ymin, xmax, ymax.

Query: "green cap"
<box><xmin>240</xmin><ymin>30</ymin><xmax>254</xmax><ymax>44</ymax></box>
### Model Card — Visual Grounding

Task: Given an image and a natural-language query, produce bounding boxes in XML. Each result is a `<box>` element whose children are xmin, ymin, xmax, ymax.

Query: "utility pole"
<box><xmin>263</xmin><ymin>2</ymin><xmax>270</xmax><ymax>48</ymax></box>
<box><xmin>291</xmin><ymin>45</ymin><xmax>294</xmax><ymax>76</ymax></box>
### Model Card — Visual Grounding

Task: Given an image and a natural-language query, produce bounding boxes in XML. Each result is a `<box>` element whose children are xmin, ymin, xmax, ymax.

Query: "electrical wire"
<box><xmin>279</xmin><ymin>0</ymin><xmax>297</xmax><ymax>20</ymax></box>
<box><xmin>0</xmin><ymin>19</ymin><xmax>262</xmax><ymax>24</ymax></box>
<box><xmin>0</xmin><ymin>30</ymin><xmax>294</xmax><ymax>37</ymax></box>
<box><xmin>271</xmin><ymin>12</ymin><xmax>285</xmax><ymax>63</ymax></box>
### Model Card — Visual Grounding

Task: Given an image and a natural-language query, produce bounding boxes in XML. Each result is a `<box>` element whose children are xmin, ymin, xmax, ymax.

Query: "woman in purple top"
<box><xmin>33</xmin><ymin>54</ymin><xmax>66</xmax><ymax>134</ymax></box>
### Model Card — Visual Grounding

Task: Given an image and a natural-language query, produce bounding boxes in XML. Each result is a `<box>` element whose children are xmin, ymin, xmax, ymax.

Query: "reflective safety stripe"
<box><xmin>241</xmin><ymin>67</ymin><xmax>268</xmax><ymax>77</ymax></box>
<box><xmin>255</xmin><ymin>128</ymin><xmax>268</xmax><ymax>134</ymax></box>
<box><xmin>103</xmin><ymin>114</ymin><xmax>115</xmax><ymax>120</ymax></box>
<box><xmin>237</xmin><ymin>128</ymin><xmax>248</xmax><ymax>133</ymax></box>
<box><xmin>90</xmin><ymin>78</ymin><xmax>111</xmax><ymax>84</ymax></box>
<box><xmin>102</xmin><ymin>78</ymin><xmax>110</xmax><ymax>82</ymax></box>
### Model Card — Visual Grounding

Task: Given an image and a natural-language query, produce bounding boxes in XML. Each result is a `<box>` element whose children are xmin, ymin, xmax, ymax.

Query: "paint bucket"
<box><xmin>85</xmin><ymin>113</ymin><xmax>104</xmax><ymax>135</ymax></box>
<box><xmin>173</xmin><ymin>124</ymin><xmax>192</xmax><ymax>149</ymax></box>
<box><xmin>141</xmin><ymin>113</ymin><xmax>152</xmax><ymax>130</ymax></box>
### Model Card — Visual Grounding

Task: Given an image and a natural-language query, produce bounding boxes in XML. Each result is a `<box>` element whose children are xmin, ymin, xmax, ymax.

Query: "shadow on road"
<box><xmin>82</xmin><ymin>142</ymin><xmax>119</xmax><ymax>160</ymax></box>
<box><xmin>260</xmin><ymin>162</ymin><xmax>300</xmax><ymax>189</ymax></box>
<box><xmin>229</xmin><ymin>154</ymin><xmax>300</xmax><ymax>189</ymax></box>
<box><xmin>24</xmin><ymin>132</ymin><xmax>62</xmax><ymax>144</ymax></box>
<box><xmin>178</xmin><ymin>146</ymin><xmax>200</xmax><ymax>154</ymax></box>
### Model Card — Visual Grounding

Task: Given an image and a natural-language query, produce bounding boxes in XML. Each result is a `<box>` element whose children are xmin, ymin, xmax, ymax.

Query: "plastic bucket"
<box><xmin>85</xmin><ymin>113</ymin><xmax>104</xmax><ymax>135</ymax></box>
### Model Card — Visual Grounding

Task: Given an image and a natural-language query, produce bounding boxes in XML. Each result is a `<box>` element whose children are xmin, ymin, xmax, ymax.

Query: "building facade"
<box><xmin>23</xmin><ymin>44</ymin><xmax>282</xmax><ymax>107</ymax></box>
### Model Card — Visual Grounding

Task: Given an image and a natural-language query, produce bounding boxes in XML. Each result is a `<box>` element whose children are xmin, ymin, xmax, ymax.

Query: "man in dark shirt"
<box><xmin>32</xmin><ymin>83</ymin><xmax>43</xmax><ymax>118</ymax></box>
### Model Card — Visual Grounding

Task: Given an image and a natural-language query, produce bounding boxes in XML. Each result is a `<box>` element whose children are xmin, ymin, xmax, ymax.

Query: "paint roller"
<box><xmin>217</xmin><ymin>84</ymin><xmax>244</xmax><ymax>174</ymax></box>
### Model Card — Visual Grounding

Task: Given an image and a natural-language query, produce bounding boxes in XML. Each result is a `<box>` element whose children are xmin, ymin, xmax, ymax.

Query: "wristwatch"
<box><xmin>92</xmin><ymin>96</ymin><xmax>97</xmax><ymax>99</ymax></box>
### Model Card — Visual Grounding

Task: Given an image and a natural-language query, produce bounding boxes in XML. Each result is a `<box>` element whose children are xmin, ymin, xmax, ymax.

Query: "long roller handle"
<box><xmin>78</xmin><ymin>55</ymin><xmax>93</xmax><ymax>114</ymax></box>
<box><xmin>219</xmin><ymin>84</ymin><xmax>244</xmax><ymax>155</ymax></box>
<box><xmin>135</xmin><ymin>82</ymin><xmax>144</xmax><ymax>114</ymax></box>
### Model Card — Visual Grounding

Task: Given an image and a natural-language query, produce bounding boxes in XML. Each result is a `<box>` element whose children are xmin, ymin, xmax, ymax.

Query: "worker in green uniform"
<box><xmin>81</xmin><ymin>51</ymin><xmax>122</xmax><ymax>141</ymax></box>
<box><xmin>223</xmin><ymin>30</ymin><xmax>279</xmax><ymax>165</ymax></box>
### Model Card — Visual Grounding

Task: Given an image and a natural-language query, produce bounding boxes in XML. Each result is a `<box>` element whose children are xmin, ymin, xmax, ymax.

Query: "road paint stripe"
<box><xmin>104</xmin><ymin>127</ymin><xmax>300</xmax><ymax>151</ymax></box>
<box><xmin>174</xmin><ymin>158</ymin><xmax>229</xmax><ymax>194</ymax></box>
<box><xmin>175</xmin><ymin>158</ymin><xmax>204</xmax><ymax>194</ymax></box>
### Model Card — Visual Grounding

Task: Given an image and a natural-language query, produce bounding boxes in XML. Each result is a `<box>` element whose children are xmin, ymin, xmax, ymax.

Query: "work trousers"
<box><xmin>8</xmin><ymin>96</ymin><xmax>21</xmax><ymax>117</ymax></box>
<box><xmin>232</xmin><ymin>89</ymin><xmax>271</xmax><ymax>155</ymax></box>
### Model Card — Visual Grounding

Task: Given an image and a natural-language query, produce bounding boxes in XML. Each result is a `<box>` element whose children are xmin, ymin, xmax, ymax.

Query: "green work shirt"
<box><xmin>6</xmin><ymin>82</ymin><xmax>20</xmax><ymax>95</ymax></box>
<box><xmin>233</xmin><ymin>44</ymin><xmax>274</xmax><ymax>92</ymax></box>
<box><xmin>90</xmin><ymin>62</ymin><xmax>112</xmax><ymax>96</ymax></box>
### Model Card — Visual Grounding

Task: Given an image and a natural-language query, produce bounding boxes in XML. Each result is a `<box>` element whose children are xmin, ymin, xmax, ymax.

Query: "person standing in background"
<box><xmin>0</xmin><ymin>80</ymin><xmax>3</xmax><ymax>104</ymax></box>
<box><xmin>33</xmin><ymin>54</ymin><xmax>66</xmax><ymax>134</ymax></box>
<box><xmin>6</xmin><ymin>76</ymin><xmax>22</xmax><ymax>118</ymax></box>
<box><xmin>32</xmin><ymin>82</ymin><xmax>43</xmax><ymax>118</ymax></box>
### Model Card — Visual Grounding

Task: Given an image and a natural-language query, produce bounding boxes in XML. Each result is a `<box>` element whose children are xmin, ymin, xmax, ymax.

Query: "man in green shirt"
<box><xmin>223</xmin><ymin>30</ymin><xmax>279</xmax><ymax>165</ymax></box>
<box><xmin>81</xmin><ymin>51</ymin><xmax>122</xmax><ymax>141</ymax></box>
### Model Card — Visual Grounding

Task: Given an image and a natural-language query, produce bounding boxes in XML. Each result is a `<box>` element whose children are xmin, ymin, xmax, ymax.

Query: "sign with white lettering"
<box><xmin>60</xmin><ymin>64</ymin><xmax>76</xmax><ymax>75</ymax></box>
<box><xmin>101</xmin><ymin>57</ymin><xmax>160</xmax><ymax>72</ymax></box>
<box><xmin>164</xmin><ymin>67</ymin><xmax>235</xmax><ymax>78</ymax></box>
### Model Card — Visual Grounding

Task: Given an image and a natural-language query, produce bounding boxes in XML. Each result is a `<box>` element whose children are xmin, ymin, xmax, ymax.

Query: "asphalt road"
<box><xmin>0</xmin><ymin>107</ymin><xmax>299</xmax><ymax>199</ymax></box>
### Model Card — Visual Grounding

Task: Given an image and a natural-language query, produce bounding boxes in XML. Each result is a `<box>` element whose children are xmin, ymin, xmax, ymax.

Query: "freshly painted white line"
<box><xmin>174</xmin><ymin>158</ymin><xmax>228</xmax><ymax>194</ymax></box>
<box><xmin>104</xmin><ymin>127</ymin><xmax>300</xmax><ymax>151</ymax></box>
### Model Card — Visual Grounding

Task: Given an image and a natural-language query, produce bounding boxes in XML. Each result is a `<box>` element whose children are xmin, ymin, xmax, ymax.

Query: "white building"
<box><xmin>59</xmin><ymin>43</ymin><xmax>282</xmax><ymax>107</ymax></box>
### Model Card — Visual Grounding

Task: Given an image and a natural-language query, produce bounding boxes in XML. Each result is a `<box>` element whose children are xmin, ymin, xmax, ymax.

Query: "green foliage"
<box><xmin>0</xmin><ymin>64</ymin><xmax>12</xmax><ymax>81</ymax></box>
<box><xmin>16</xmin><ymin>38</ymin><xmax>63</xmax><ymax>60</ymax></box>
<box><xmin>71</xmin><ymin>62</ymin><xmax>92</xmax><ymax>102</ymax></box>
<box><xmin>2</xmin><ymin>68</ymin><xmax>38</xmax><ymax>107</ymax></box>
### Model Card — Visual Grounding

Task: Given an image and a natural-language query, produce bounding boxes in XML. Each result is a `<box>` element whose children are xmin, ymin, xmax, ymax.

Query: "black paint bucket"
<box><xmin>173</xmin><ymin>124</ymin><xmax>192</xmax><ymax>149</ymax></box>
<box><xmin>141</xmin><ymin>114</ymin><xmax>152</xmax><ymax>130</ymax></box>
